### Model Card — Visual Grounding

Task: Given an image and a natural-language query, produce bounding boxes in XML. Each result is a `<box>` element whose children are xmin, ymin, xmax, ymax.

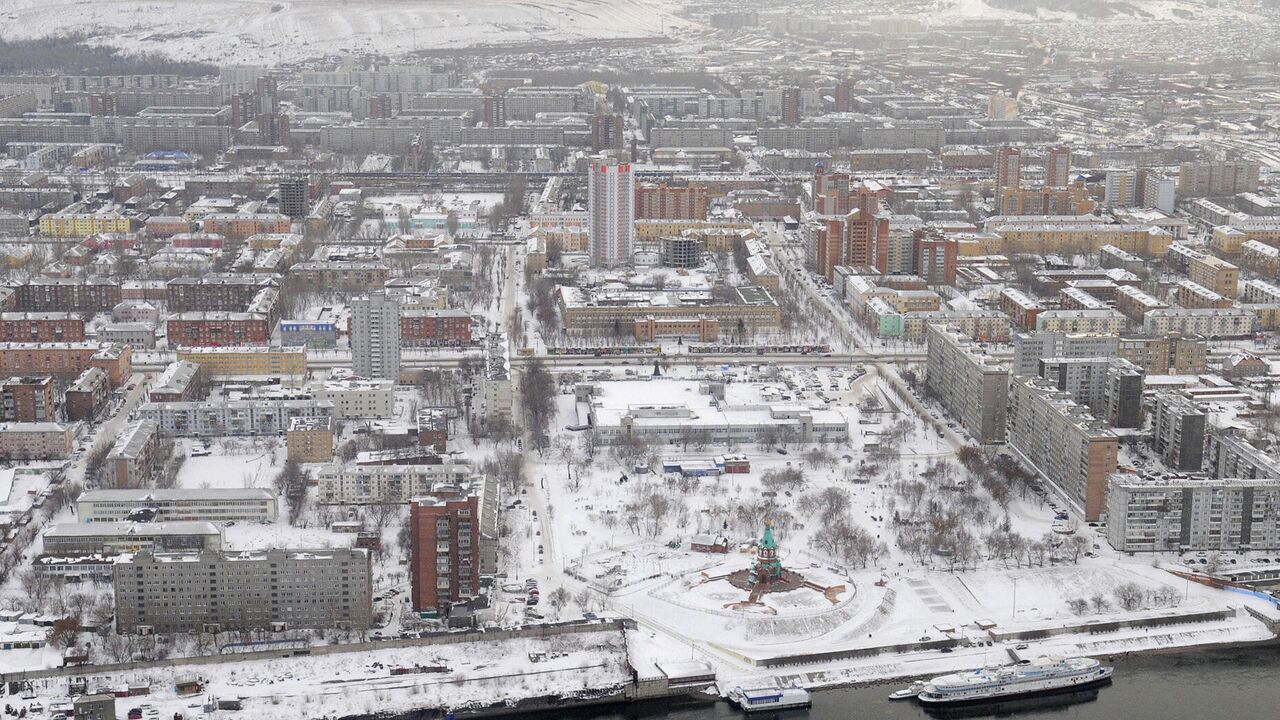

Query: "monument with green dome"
<box><xmin>751</xmin><ymin>523</ymin><xmax>784</xmax><ymax>586</ymax></box>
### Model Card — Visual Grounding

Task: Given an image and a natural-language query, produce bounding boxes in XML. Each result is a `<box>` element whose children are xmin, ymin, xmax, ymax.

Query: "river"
<box><xmin>565</xmin><ymin>643</ymin><xmax>1280</xmax><ymax>720</ymax></box>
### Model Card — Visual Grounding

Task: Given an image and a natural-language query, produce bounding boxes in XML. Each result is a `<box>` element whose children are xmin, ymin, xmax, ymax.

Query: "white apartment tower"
<box><xmin>588</xmin><ymin>159</ymin><xmax>635</xmax><ymax>267</ymax></box>
<box><xmin>351</xmin><ymin>292</ymin><xmax>401</xmax><ymax>381</ymax></box>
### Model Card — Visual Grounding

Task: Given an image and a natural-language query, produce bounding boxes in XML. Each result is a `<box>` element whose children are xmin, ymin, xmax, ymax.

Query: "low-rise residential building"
<box><xmin>136</xmin><ymin>399</ymin><xmax>333</xmax><ymax>437</ymax></box>
<box><xmin>1142</xmin><ymin>308</ymin><xmax>1255</xmax><ymax>338</ymax></box>
<box><xmin>315</xmin><ymin>458</ymin><xmax>475</xmax><ymax>504</ymax></box>
<box><xmin>175</xmin><ymin>346</ymin><xmax>306</xmax><ymax>379</ymax></box>
<box><xmin>42</xmin><ymin>521</ymin><xmax>222</xmax><ymax>555</ymax></box>
<box><xmin>0</xmin><ymin>422</ymin><xmax>76</xmax><ymax>460</ymax></box>
<box><xmin>399</xmin><ymin>309</ymin><xmax>472</xmax><ymax>346</ymax></box>
<box><xmin>77</xmin><ymin>488</ymin><xmax>278</xmax><ymax>524</ymax></box>
<box><xmin>308</xmin><ymin>376</ymin><xmax>395</xmax><ymax>418</ymax></box>
<box><xmin>1035</xmin><ymin>309</ymin><xmax>1127</xmax><ymax>335</ymax></box>
<box><xmin>286</xmin><ymin>416</ymin><xmax>335</xmax><ymax>463</ymax></box>
<box><xmin>114</xmin><ymin>547</ymin><xmax>372</xmax><ymax>633</ymax></box>
<box><xmin>64</xmin><ymin>367</ymin><xmax>110</xmax><ymax>421</ymax></box>
<box><xmin>106</xmin><ymin>419</ymin><xmax>163</xmax><ymax>489</ymax></box>
<box><xmin>417</xmin><ymin>408</ymin><xmax>449</xmax><ymax>452</ymax></box>
<box><xmin>0</xmin><ymin>376</ymin><xmax>56</xmax><ymax>423</ymax></box>
<box><xmin>924</xmin><ymin>324</ymin><xmax>1009</xmax><ymax>444</ymax></box>
<box><xmin>148</xmin><ymin>360</ymin><xmax>204</xmax><ymax>402</ymax></box>
<box><xmin>0</xmin><ymin>312</ymin><xmax>85</xmax><ymax>343</ymax></box>
<box><xmin>1117</xmin><ymin>333</ymin><xmax>1208</xmax><ymax>375</ymax></box>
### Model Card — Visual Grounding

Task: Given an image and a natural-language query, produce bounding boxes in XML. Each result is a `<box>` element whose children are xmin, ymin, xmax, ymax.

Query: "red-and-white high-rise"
<box><xmin>588</xmin><ymin>159</ymin><xmax>635</xmax><ymax>267</ymax></box>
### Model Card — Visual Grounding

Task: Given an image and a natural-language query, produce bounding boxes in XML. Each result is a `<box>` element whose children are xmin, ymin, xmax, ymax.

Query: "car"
<box><xmin>583</xmin><ymin>612</ymin><xmax>598</xmax><ymax>620</ymax></box>
<box><xmin>537</xmin><ymin>545</ymin><xmax>544</xmax><ymax>554</ymax></box>
<box><xmin>526</xmin><ymin>596</ymin><xmax>540</xmax><ymax>606</ymax></box>
<box><xmin>939</xmin><ymin>647</ymin><xmax>954</xmax><ymax>653</ymax></box>
<box><xmin>1015</xmin><ymin>643</ymin><xmax>1029</xmax><ymax>650</ymax></box>
<box><xmin>525</xmin><ymin>610</ymin><xmax>544</xmax><ymax>620</ymax></box>
<box><xmin>527</xmin><ymin>588</ymin><xmax>540</xmax><ymax>596</ymax></box>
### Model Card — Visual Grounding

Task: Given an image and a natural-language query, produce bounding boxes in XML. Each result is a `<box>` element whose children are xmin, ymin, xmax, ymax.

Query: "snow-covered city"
<box><xmin>2</xmin><ymin>1</ymin><xmax>1280</xmax><ymax>719</ymax></box>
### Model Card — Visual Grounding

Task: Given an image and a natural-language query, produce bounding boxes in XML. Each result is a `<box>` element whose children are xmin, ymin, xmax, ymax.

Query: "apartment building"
<box><xmin>114</xmin><ymin>548</ymin><xmax>372</xmax><ymax>633</ymax></box>
<box><xmin>167</xmin><ymin>312</ymin><xmax>271</xmax><ymax>346</ymax></box>
<box><xmin>399</xmin><ymin>309</ymin><xmax>471</xmax><ymax>347</ymax></box>
<box><xmin>1034</xmin><ymin>309</ymin><xmax>1127</xmax><ymax>335</ymax></box>
<box><xmin>1239</xmin><ymin>238</ymin><xmax>1280</xmax><ymax>278</ymax></box>
<box><xmin>998</xmin><ymin>288</ymin><xmax>1044</xmax><ymax>330</ymax></box>
<box><xmin>1188</xmin><ymin>254</ymin><xmax>1239</xmax><ymax>297</ymax></box>
<box><xmin>12</xmin><ymin>275</ymin><xmax>120</xmax><ymax>312</ymax></box>
<box><xmin>286</xmin><ymin>416</ymin><xmax>335</xmax><ymax>464</ymax></box>
<box><xmin>409</xmin><ymin>475</ymin><xmax>500</xmax><ymax>617</ymax></box>
<box><xmin>106</xmin><ymin>419</ymin><xmax>163</xmax><ymax>489</ymax></box>
<box><xmin>165</xmin><ymin>275</ymin><xmax>270</xmax><ymax>310</ymax></box>
<box><xmin>175</xmin><ymin>346</ymin><xmax>306</xmax><ymax>379</ymax></box>
<box><xmin>924</xmin><ymin>324</ymin><xmax>1009</xmax><ymax>444</ymax></box>
<box><xmin>0</xmin><ymin>376</ymin><xmax>56</xmax><ymax>423</ymax></box>
<box><xmin>0</xmin><ymin>422</ymin><xmax>77</xmax><ymax>460</ymax></box>
<box><xmin>0</xmin><ymin>312</ymin><xmax>86</xmax><ymax>343</ymax></box>
<box><xmin>1007</xmin><ymin>377</ymin><xmax>1118</xmax><ymax>521</ymax></box>
<box><xmin>1115</xmin><ymin>285</ymin><xmax>1170</xmax><ymax>322</ymax></box>
<box><xmin>1011</xmin><ymin>331</ymin><xmax>1120</xmax><ymax>377</ymax></box>
<box><xmin>64</xmin><ymin>367</ymin><xmax>110</xmax><ymax>421</ymax></box>
<box><xmin>308</xmin><ymin>377</ymin><xmax>395</xmax><ymax>418</ymax></box>
<box><xmin>1106</xmin><ymin>474</ymin><xmax>1280</xmax><ymax>552</ymax></box>
<box><xmin>1174</xmin><ymin>280</ymin><xmax>1233</xmax><ymax>310</ymax></box>
<box><xmin>315</xmin><ymin>458</ymin><xmax>475</xmax><ymax>505</ymax></box>
<box><xmin>1142</xmin><ymin>308</ymin><xmax>1255</xmax><ymax>338</ymax></box>
<box><xmin>1205</xmin><ymin>431</ymin><xmax>1280</xmax><ymax>481</ymax></box>
<box><xmin>1152</xmin><ymin>393</ymin><xmax>1207</xmax><ymax>472</ymax></box>
<box><xmin>1036</xmin><ymin>357</ymin><xmax>1144</xmax><ymax>428</ymax></box>
<box><xmin>291</xmin><ymin>262</ymin><xmax>391</xmax><ymax>290</ymax></box>
<box><xmin>0</xmin><ymin>342</ymin><xmax>132</xmax><ymax>384</ymax></box>
<box><xmin>137</xmin><ymin>399</ymin><xmax>333</xmax><ymax>437</ymax></box>
<box><xmin>1117</xmin><ymin>333</ymin><xmax>1208</xmax><ymax>375</ymax></box>
<box><xmin>77</xmin><ymin>488</ymin><xmax>277</xmax><ymax>524</ymax></box>
<box><xmin>350</xmin><ymin>292</ymin><xmax>401</xmax><ymax>381</ymax></box>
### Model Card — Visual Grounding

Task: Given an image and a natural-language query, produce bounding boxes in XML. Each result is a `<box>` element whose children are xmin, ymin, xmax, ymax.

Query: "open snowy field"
<box><xmin>0</xmin><ymin>0</ymin><xmax>689</xmax><ymax>65</ymax></box>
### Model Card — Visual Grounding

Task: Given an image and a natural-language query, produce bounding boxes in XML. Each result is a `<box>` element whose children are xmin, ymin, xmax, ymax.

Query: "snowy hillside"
<box><xmin>0</xmin><ymin>0</ymin><xmax>690</xmax><ymax>65</ymax></box>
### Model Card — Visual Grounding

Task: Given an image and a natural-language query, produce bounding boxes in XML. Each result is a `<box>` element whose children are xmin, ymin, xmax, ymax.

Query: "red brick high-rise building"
<box><xmin>1046</xmin><ymin>145</ymin><xmax>1072</xmax><ymax>187</ymax></box>
<box><xmin>410</xmin><ymin>492</ymin><xmax>482</xmax><ymax>617</ymax></box>
<box><xmin>994</xmin><ymin>146</ymin><xmax>1022</xmax><ymax>192</ymax></box>
<box><xmin>912</xmin><ymin>229</ymin><xmax>958</xmax><ymax>286</ymax></box>
<box><xmin>812</xmin><ymin>164</ymin><xmax>888</xmax><ymax>280</ymax></box>
<box><xmin>781</xmin><ymin>87</ymin><xmax>802</xmax><ymax>125</ymax></box>
<box><xmin>833</xmin><ymin>79</ymin><xmax>855</xmax><ymax>113</ymax></box>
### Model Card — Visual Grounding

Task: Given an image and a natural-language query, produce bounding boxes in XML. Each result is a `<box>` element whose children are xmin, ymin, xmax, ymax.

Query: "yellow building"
<box><xmin>39</xmin><ymin>206</ymin><xmax>132</xmax><ymax>238</ymax></box>
<box><xmin>990</xmin><ymin>223</ymin><xmax>1171</xmax><ymax>257</ymax></box>
<box><xmin>635</xmin><ymin>219</ymin><xmax>754</xmax><ymax>242</ymax></box>
<box><xmin>176</xmin><ymin>345</ymin><xmax>307</xmax><ymax>379</ymax></box>
<box><xmin>1210</xmin><ymin>226</ymin><xmax>1247</xmax><ymax>258</ymax></box>
<box><xmin>1188</xmin><ymin>254</ymin><xmax>1239</xmax><ymax>297</ymax></box>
